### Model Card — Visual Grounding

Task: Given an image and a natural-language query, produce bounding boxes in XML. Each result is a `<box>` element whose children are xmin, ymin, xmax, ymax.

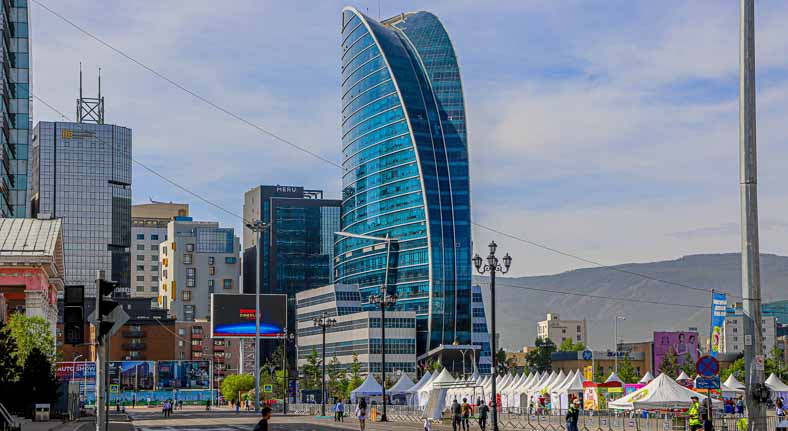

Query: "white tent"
<box><xmin>408</xmin><ymin>372</ymin><xmax>432</xmax><ymax>393</ymax></box>
<box><xmin>765</xmin><ymin>373</ymin><xmax>788</xmax><ymax>396</ymax></box>
<box><xmin>351</xmin><ymin>374</ymin><xmax>383</xmax><ymax>402</ymax></box>
<box><xmin>388</xmin><ymin>374</ymin><xmax>415</xmax><ymax>395</ymax></box>
<box><xmin>639</xmin><ymin>371</ymin><xmax>655</xmax><ymax>384</ymax></box>
<box><xmin>605</xmin><ymin>371</ymin><xmax>623</xmax><ymax>384</ymax></box>
<box><xmin>723</xmin><ymin>374</ymin><xmax>745</xmax><ymax>390</ymax></box>
<box><xmin>555</xmin><ymin>371</ymin><xmax>585</xmax><ymax>410</ymax></box>
<box><xmin>676</xmin><ymin>371</ymin><xmax>692</xmax><ymax>381</ymax></box>
<box><xmin>609</xmin><ymin>373</ymin><xmax>722</xmax><ymax>410</ymax></box>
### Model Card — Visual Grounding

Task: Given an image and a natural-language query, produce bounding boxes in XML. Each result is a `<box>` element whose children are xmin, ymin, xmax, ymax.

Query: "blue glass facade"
<box><xmin>335</xmin><ymin>8</ymin><xmax>472</xmax><ymax>355</ymax></box>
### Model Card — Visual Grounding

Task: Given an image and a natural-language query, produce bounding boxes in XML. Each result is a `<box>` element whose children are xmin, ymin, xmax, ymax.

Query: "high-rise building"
<box><xmin>336</xmin><ymin>8</ymin><xmax>473</xmax><ymax>355</ymax></box>
<box><xmin>471</xmin><ymin>285</ymin><xmax>492</xmax><ymax>374</ymax></box>
<box><xmin>722</xmin><ymin>313</ymin><xmax>777</xmax><ymax>354</ymax></box>
<box><xmin>30</xmin><ymin>122</ymin><xmax>132</xmax><ymax>297</ymax></box>
<box><xmin>537</xmin><ymin>313</ymin><xmax>588</xmax><ymax>346</ymax></box>
<box><xmin>242</xmin><ymin>185</ymin><xmax>340</xmax><ymax>366</ymax></box>
<box><xmin>159</xmin><ymin>217</ymin><xmax>240</xmax><ymax>321</ymax></box>
<box><xmin>131</xmin><ymin>202</ymin><xmax>189</xmax><ymax>299</ymax></box>
<box><xmin>0</xmin><ymin>1</ymin><xmax>32</xmax><ymax>218</ymax></box>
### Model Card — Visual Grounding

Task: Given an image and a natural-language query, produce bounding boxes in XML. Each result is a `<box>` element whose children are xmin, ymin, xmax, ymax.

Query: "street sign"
<box><xmin>754</xmin><ymin>355</ymin><xmax>765</xmax><ymax>371</ymax></box>
<box><xmin>695</xmin><ymin>376</ymin><xmax>720</xmax><ymax>389</ymax></box>
<box><xmin>109</xmin><ymin>384</ymin><xmax>119</xmax><ymax>393</ymax></box>
<box><xmin>696</xmin><ymin>355</ymin><xmax>720</xmax><ymax>377</ymax></box>
<box><xmin>582</xmin><ymin>350</ymin><xmax>593</xmax><ymax>361</ymax></box>
<box><xmin>263</xmin><ymin>384</ymin><xmax>273</xmax><ymax>393</ymax></box>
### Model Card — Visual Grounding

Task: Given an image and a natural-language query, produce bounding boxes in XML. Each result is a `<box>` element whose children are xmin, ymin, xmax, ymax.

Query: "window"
<box><xmin>184</xmin><ymin>305</ymin><xmax>195</xmax><ymax>321</ymax></box>
<box><xmin>136</xmin><ymin>275</ymin><xmax>145</xmax><ymax>282</ymax></box>
<box><xmin>136</xmin><ymin>244</ymin><xmax>145</xmax><ymax>251</ymax></box>
<box><xmin>150</xmin><ymin>265</ymin><xmax>158</xmax><ymax>272</ymax></box>
<box><xmin>223</xmin><ymin>279</ymin><xmax>233</xmax><ymax>290</ymax></box>
<box><xmin>577</xmin><ymin>334</ymin><xmax>582</xmax><ymax>341</ymax></box>
<box><xmin>178</xmin><ymin>328</ymin><xmax>186</xmax><ymax>336</ymax></box>
<box><xmin>184</xmin><ymin>254</ymin><xmax>193</xmax><ymax>265</ymax></box>
<box><xmin>225</xmin><ymin>257</ymin><xmax>237</xmax><ymax>264</ymax></box>
<box><xmin>136</xmin><ymin>285</ymin><xmax>144</xmax><ymax>292</ymax></box>
<box><xmin>151</xmin><ymin>234</ymin><xmax>159</xmax><ymax>241</ymax></box>
<box><xmin>208</xmin><ymin>267</ymin><xmax>216</xmax><ymax>275</ymax></box>
<box><xmin>191</xmin><ymin>339</ymin><xmax>201</xmax><ymax>346</ymax></box>
<box><xmin>150</xmin><ymin>245</ymin><xmax>158</xmax><ymax>251</ymax></box>
<box><xmin>179</xmin><ymin>351</ymin><xmax>185</xmax><ymax>360</ymax></box>
<box><xmin>208</xmin><ymin>280</ymin><xmax>215</xmax><ymax>288</ymax></box>
<box><xmin>163</xmin><ymin>246</ymin><xmax>168</xmax><ymax>256</ymax></box>
<box><xmin>182</xmin><ymin>291</ymin><xmax>191</xmax><ymax>301</ymax></box>
<box><xmin>208</xmin><ymin>257</ymin><xmax>215</xmax><ymax>265</ymax></box>
<box><xmin>136</xmin><ymin>234</ymin><xmax>145</xmax><ymax>240</ymax></box>
<box><xmin>150</xmin><ymin>286</ymin><xmax>157</xmax><ymax>292</ymax></box>
<box><xmin>187</xmin><ymin>268</ymin><xmax>196</xmax><ymax>277</ymax></box>
<box><xmin>136</xmin><ymin>265</ymin><xmax>145</xmax><ymax>271</ymax></box>
<box><xmin>186</xmin><ymin>243</ymin><xmax>195</xmax><ymax>252</ymax></box>
<box><xmin>178</xmin><ymin>340</ymin><xmax>184</xmax><ymax>347</ymax></box>
<box><xmin>187</xmin><ymin>279</ymin><xmax>195</xmax><ymax>287</ymax></box>
<box><xmin>152</xmin><ymin>275</ymin><xmax>159</xmax><ymax>282</ymax></box>
<box><xmin>136</xmin><ymin>255</ymin><xmax>144</xmax><ymax>261</ymax></box>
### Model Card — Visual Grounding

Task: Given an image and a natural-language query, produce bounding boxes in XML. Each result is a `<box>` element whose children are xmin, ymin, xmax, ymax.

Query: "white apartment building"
<box><xmin>295</xmin><ymin>284</ymin><xmax>417</xmax><ymax>378</ymax></box>
<box><xmin>722</xmin><ymin>314</ymin><xmax>777</xmax><ymax>354</ymax></box>
<box><xmin>131</xmin><ymin>202</ymin><xmax>188</xmax><ymax>299</ymax></box>
<box><xmin>537</xmin><ymin>313</ymin><xmax>587</xmax><ymax>345</ymax></box>
<box><xmin>159</xmin><ymin>217</ymin><xmax>240</xmax><ymax>321</ymax></box>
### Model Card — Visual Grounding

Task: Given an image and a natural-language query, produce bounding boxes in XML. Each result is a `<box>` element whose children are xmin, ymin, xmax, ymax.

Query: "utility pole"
<box><xmin>246</xmin><ymin>220</ymin><xmax>269</xmax><ymax>413</ymax></box>
<box><xmin>739</xmin><ymin>1</ymin><xmax>766</xmax><ymax>430</ymax></box>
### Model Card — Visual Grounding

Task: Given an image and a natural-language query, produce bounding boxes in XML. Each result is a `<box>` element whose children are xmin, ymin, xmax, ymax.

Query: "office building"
<box><xmin>295</xmin><ymin>284</ymin><xmax>417</xmax><ymax>377</ymax></box>
<box><xmin>336</xmin><ymin>8</ymin><xmax>473</xmax><ymax>356</ymax></box>
<box><xmin>0</xmin><ymin>1</ymin><xmax>32</xmax><ymax>218</ymax></box>
<box><xmin>537</xmin><ymin>313</ymin><xmax>587</xmax><ymax>345</ymax></box>
<box><xmin>174</xmin><ymin>320</ymin><xmax>240</xmax><ymax>388</ymax></box>
<box><xmin>30</xmin><ymin>117</ymin><xmax>132</xmax><ymax>297</ymax></box>
<box><xmin>471</xmin><ymin>285</ymin><xmax>492</xmax><ymax>374</ymax></box>
<box><xmin>722</xmin><ymin>314</ymin><xmax>777</xmax><ymax>354</ymax></box>
<box><xmin>242</xmin><ymin>185</ymin><xmax>340</xmax><ymax>366</ymax></box>
<box><xmin>0</xmin><ymin>218</ymin><xmax>64</xmax><ymax>336</ymax></box>
<box><xmin>159</xmin><ymin>217</ymin><xmax>240</xmax><ymax>321</ymax></box>
<box><xmin>131</xmin><ymin>202</ymin><xmax>189</xmax><ymax>299</ymax></box>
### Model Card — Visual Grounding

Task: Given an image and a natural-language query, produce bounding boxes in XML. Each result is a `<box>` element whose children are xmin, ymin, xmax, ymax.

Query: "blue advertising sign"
<box><xmin>157</xmin><ymin>360</ymin><xmax>211</xmax><ymax>389</ymax></box>
<box><xmin>709</xmin><ymin>292</ymin><xmax>727</xmax><ymax>357</ymax></box>
<box><xmin>694</xmin><ymin>376</ymin><xmax>720</xmax><ymax>390</ymax></box>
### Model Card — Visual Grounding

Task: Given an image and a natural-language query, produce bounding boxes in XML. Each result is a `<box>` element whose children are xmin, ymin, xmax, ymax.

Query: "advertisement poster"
<box><xmin>157</xmin><ymin>360</ymin><xmax>211</xmax><ymax>389</ymax></box>
<box><xmin>709</xmin><ymin>292</ymin><xmax>727</xmax><ymax>357</ymax></box>
<box><xmin>56</xmin><ymin>361</ymin><xmax>96</xmax><ymax>393</ymax></box>
<box><xmin>211</xmin><ymin>293</ymin><xmax>286</xmax><ymax>338</ymax></box>
<box><xmin>107</xmin><ymin>361</ymin><xmax>155</xmax><ymax>391</ymax></box>
<box><xmin>653</xmin><ymin>331</ymin><xmax>699</xmax><ymax>374</ymax></box>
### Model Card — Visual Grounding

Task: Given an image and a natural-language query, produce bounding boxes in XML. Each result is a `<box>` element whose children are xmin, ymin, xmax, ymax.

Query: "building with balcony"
<box><xmin>131</xmin><ymin>202</ymin><xmax>189</xmax><ymax>299</ymax></box>
<box><xmin>174</xmin><ymin>319</ymin><xmax>240</xmax><ymax>388</ymax></box>
<box><xmin>101</xmin><ymin>318</ymin><xmax>175</xmax><ymax>361</ymax></box>
<box><xmin>159</xmin><ymin>217</ymin><xmax>240</xmax><ymax>321</ymax></box>
<box><xmin>537</xmin><ymin>313</ymin><xmax>587</xmax><ymax>346</ymax></box>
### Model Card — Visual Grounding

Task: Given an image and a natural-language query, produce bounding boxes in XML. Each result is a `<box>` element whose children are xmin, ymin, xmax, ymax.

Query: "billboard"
<box><xmin>157</xmin><ymin>360</ymin><xmax>211</xmax><ymax>389</ymax></box>
<box><xmin>211</xmin><ymin>293</ymin><xmax>287</xmax><ymax>338</ymax></box>
<box><xmin>107</xmin><ymin>361</ymin><xmax>155</xmax><ymax>390</ymax></box>
<box><xmin>653</xmin><ymin>331</ymin><xmax>699</xmax><ymax>375</ymax></box>
<box><xmin>709</xmin><ymin>292</ymin><xmax>727</xmax><ymax>357</ymax></box>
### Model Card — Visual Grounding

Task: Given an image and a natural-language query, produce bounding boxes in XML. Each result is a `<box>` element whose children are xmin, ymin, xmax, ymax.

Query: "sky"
<box><xmin>30</xmin><ymin>0</ymin><xmax>788</xmax><ymax>277</ymax></box>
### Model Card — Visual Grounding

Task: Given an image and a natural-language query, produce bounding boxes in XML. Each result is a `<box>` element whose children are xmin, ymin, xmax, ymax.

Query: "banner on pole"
<box><xmin>709</xmin><ymin>292</ymin><xmax>727</xmax><ymax>357</ymax></box>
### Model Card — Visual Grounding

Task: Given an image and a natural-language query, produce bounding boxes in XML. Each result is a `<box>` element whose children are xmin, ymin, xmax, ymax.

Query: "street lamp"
<box><xmin>245</xmin><ymin>219</ymin><xmax>270</xmax><ymax>413</ymax></box>
<box><xmin>370</xmin><ymin>291</ymin><xmax>397</xmax><ymax>421</ymax></box>
<box><xmin>473</xmin><ymin>241</ymin><xmax>512</xmax><ymax>431</ymax></box>
<box><xmin>282</xmin><ymin>331</ymin><xmax>295</xmax><ymax>415</ymax></box>
<box><xmin>313</xmin><ymin>312</ymin><xmax>336</xmax><ymax>417</ymax></box>
<box><xmin>614</xmin><ymin>316</ymin><xmax>626</xmax><ymax>373</ymax></box>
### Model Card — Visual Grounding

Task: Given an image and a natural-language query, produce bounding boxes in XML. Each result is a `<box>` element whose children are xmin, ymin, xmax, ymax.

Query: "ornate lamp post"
<box><xmin>313</xmin><ymin>312</ymin><xmax>336</xmax><ymax>416</ymax></box>
<box><xmin>369</xmin><ymin>291</ymin><xmax>397</xmax><ymax>421</ymax></box>
<box><xmin>473</xmin><ymin>241</ymin><xmax>512</xmax><ymax>431</ymax></box>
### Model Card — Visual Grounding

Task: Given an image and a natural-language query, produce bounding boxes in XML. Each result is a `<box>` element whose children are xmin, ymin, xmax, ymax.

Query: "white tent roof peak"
<box><xmin>676</xmin><ymin>371</ymin><xmax>692</xmax><ymax>381</ymax></box>
<box><xmin>605</xmin><ymin>371</ymin><xmax>623</xmax><ymax>384</ymax></box>
<box><xmin>723</xmin><ymin>374</ymin><xmax>745</xmax><ymax>390</ymax></box>
<box><xmin>433</xmin><ymin>368</ymin><xmax>456</xmax><ymax>385</ymax></box>
<box><xmin>765</xmin><ymin>373</ymin><xmax>788</xmax><ymax>392</ymax></box>
<box><xmin>639</xmin><ymin>371</ymin><xmax>655</xmax><ymax>384</ymax></box>
<box><xmin>609</xmin><ymin>373</ymin><xmax>722</xmax><ymax>410</ymax></box>
<box><xmin>388</xmin><ymin>374</ymin><xmax>415</xmax><ymax>395</ymax></box>
<box><xmin>408</xmin><ymin>372</ymin><xmax>432</xmax><ymax>393</ymax></box>
<box><xmin>351</xmin><ymin>374</ymin><xmax>383</xmax><ymax>397</ymax></box>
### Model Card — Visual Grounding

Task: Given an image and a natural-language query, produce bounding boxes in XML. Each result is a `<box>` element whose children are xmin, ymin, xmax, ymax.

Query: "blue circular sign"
<box><xmin>582</xmin><ymin>350</ymin><xmax>593</xmax><ymax>361</ymax></box>
<box><xmin>696</xmin><ymin>355</ymin><xmax>719</xmax><ymax>377</ymax></box>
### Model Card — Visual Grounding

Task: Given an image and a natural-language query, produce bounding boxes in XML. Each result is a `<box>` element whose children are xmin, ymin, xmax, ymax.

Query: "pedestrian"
<box><xmin>146</xmin><ymin>396</ymin><xmax>150</xmax><ymax>407</ymax></box>
<box><xmin>236</xmin><ymin>399</ymin><xmax>240</xmax><ymax>414</ymax></box>
<box><xmin>702</xmin><ymin>396</ymin><xmax>714</xmax><ymax>431</ymax></box>
<box><xmin>736</xmin><ymin>397</ymin><xmax>744</xmax><ymax>415</ymax></box>
<box><xmin>253</xmin><ymin>406</ymin><xmax>272</xmax><ymax>431</ymax></box>
<box><xmin>566</xmin><ymin>399</ymin><xmax>580</xmax><ymax>431</ymax></box>
<box><xmin>689</xmin><ymin>396</ymin><xmax>702</xmax><ymax>431</ymax></box>
<box><xmin>132</xmin><ymin>394</ymin><xmax>136</xmax><ymax>409</ymax></box>
<box><xmin>477</xmin><ymin>399</ymin><xmax>489</xmax><ymax>431</ymax></box>
<box><xmin>461</xmin><ymin>398</ymin><xmax>471</xmax><ymax>431</ymax></box>
<box><xmin>356</xmin><ymin>398</ymin><xmax>367</xmax><ymax>431</ymax></box>
<box><xmin>777</xmin><ymin>397</ymin><xmax>785</xmax><ymax>419</ymax></box>
<box><xmin>334</xmin><ymin>400</ymin><xmax>345</xmax><ymax>422</ymax></box>
<box><xmin>451</xmin><ymin>399</ymin><xmax>461</xmax><ymax>431</ymax></box>
<box><xmin>423</xmin><ymin>418</ymin><xmax>433</xmax><ymax>431</ymax></box>
<box><xmin>206</xmin><ymin>399</ymin><xmax>210</xmax><ymax>411</ymax></box>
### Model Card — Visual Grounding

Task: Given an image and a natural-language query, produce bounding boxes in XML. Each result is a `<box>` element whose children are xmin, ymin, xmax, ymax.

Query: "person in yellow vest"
<box><xmin>689</xmin><ymin>396</ymin><xmax>703</xmax><ymax>431</ymax></box>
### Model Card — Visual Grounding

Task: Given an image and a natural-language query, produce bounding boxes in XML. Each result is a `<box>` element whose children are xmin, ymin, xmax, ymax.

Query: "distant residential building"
<box><xmin>722</xmin><ymin>314</ymin><xmax>777</xmax><ymax>354</ymax></box>
<box><xmin>159</xmin><ymin>217</ymin><xmax>240</xmax><ymax>321</ymax></box>
<box><xmin>174</xmin><ymin>320</ymin><xmax>240</xmax><ymax>388</ymax></box>
<box><xmin>471</xmin><ymin>285</ymin><xmax>492</xmax><ymax>374</ymax></box>
<box><xmin>30</xmin><ymin>120</ymin><xmax>132</xmax><ymax>297</ymax></box>
<box><xmin>131</xmin><ymin>202</ymin><xmax>189</xmax><ymax>299</ymax></box>
<box><xmin>537</xmin><ymin>313</ymin><xmax>587</xmax><ymax>345</ymax></box>
<box><xmin>0</xmin><ymin>218</ymin><xmax>64</xmax><ymax>336</ymax></box>
<box><xmin>295</xmin><ymin>284</ymin><xmax>417</xmax><ymax>377</ymax></box>
<box><xmin>242</xmin><ymin>185</ymin><xmax>340</xmax><ymax>367</ymax></box>
<box><xmin>102</xmin><ymin>318</ymin><xmax>176</xmax><ymax>361</ymax></box>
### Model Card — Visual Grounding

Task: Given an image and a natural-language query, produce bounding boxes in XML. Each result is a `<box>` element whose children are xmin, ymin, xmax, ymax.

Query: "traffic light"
<box><xmin>96</xmin><ymin>278</ymin><xmax>120</xmax><ymax>344</ymax></box>
<box><xmin>64</xmin><ymin>285</ymin><xmax>84</xmax><ymax>345</ymax></box>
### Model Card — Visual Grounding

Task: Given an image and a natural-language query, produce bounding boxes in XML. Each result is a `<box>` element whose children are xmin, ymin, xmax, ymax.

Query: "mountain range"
<box><xmin>474</xmin><ymin>253</ymin><xmax>788</xmax><ymax>351</ymax></box>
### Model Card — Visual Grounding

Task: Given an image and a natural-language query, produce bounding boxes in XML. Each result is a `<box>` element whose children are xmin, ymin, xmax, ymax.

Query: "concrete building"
<box><xmin>471</xmin><ymin>285</ymin><xmax>492</xmax><ymax>374</ymax></box>
<box><xmin>537</xmin><ymin>313</ymin><xmax>587</xmax><ymax>345</ymax></box>
<box><xmin>552</xmin><ymin>349</ymin><xmax>648</xmax><ymax>379</ymax></box>
<box><xmin>295</xmin><ymin>284</ymin><xmax>417</xmax><ymax>377</ymax></box>
<box><xmin>174</xmin><ymin>320</ymin><xmax>240</xmax><ymax>389</ymax></box>
<box><xmin>159</xmin><ymin>217</ymin><xmax>240</xmax><ymax>321</ymax></box>
<box><xmin>30</xmin><ymin>121</ymin><xmax>132</xmax><ymax>297</ymax></box>
<box><xmin>0</xmin><ymin>218</ymin><xmax>64</xmax><ymax>335</ymax></box>
<box><xmin>131</xmin><ymin>202</ymin><xmax>188</xmax><ymax>299</ymax></box>
<box><xmin>722</xmin><ymin>314</ymin><xmax>777</xmax><ymax>354</ymax></box>
<box><xmin>103</xmin><ymin>318</ymin><xmax>176</xmax><ymax>361</ymax></box>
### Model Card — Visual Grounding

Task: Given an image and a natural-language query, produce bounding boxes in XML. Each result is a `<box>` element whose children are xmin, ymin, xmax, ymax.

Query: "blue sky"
<box><xmin>31</xmin><ymin>1</ymin><xmax>788</xmax><ymax>276</ymax></box>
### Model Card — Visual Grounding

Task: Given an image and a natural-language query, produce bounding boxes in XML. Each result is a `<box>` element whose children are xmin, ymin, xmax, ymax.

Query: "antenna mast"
<box><xmin>76</xmin><ymin>64</ymin><xmax>105</xmax><ymax>124</ymax></box>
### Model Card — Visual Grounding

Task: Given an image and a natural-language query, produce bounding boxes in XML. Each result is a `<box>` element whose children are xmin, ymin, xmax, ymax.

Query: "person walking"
<box><xmin>477</xmin><ymin>399</ymin><xmax>489</xmax><ymax>431</ymax></box>
<box><xmin>776</xmin><ymin>397</ymin><xmax>785</xmax><ymax>419</ymax></box>
<box><xmin>736</xmin><ymin>397</ymin><xmax>744</xmax><ymax>416</ymax></box>
<box><xmin>252</xmin><ymin>406</ymin><xmax>272</xmax><ymax>431</ymax></box>
<box><xmin>334</xmin><ymin>400</ymin><xmax>345</xmax><ymax>422</ymax></box>
<box><xmin>701</xmin><ymin>396</ymin><xmax>714</xmax><ymax>431</ymax></box>
<box><xmin>356</xmin><ymin>398</ymin><xmax>367</xmax><ymax>431</ymax></box>
<box><xmin>566</xmin><ymin>399</ymin><xmax>580</xmax><ymax>431</ymax></box>
<box><xmin>689</xmin><ymin>396</ymin><xmax>703</xmax><ymax>431</ymax></box>
<box><xmin>451</xmin><ymin>399</ymin><xmax>462</xmax><ymax>431</ymax></box>
<box><xmin>460</xmin><ymin>398</ymin><xmax>471</xmax><ymax>431</ymax></box>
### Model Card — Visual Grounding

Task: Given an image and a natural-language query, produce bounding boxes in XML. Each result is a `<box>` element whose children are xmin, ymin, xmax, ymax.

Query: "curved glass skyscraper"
<box><xmin>335</xmin><ymin>7</ymin><xmax>471</xmax><ymax>355</ymax></box>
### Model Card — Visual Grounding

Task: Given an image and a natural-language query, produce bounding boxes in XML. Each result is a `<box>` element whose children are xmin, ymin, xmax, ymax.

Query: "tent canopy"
<box><xmin>388</xmin><ymin>374</ymin><xmax>415</xmax><ymax>395</ymax></box>
<box><xmin>676</xmin><ymin>371</ymin><xmax>691</xmax><ymax>381</ymax></box>
<box><xmin>431</xmin><ymin>368</ymin><xmax>456</xmax><ymax>388</ymax></box>
<box><xmin>609</xmin><ymin>373</ymin><xmax>722</xmax><ymax>410</ymax></box>
<box><xmin>408</xmin><ymin>372</ymin><xmax>432</xmax><ymax>393</ymax></box>
<box><xmin>723</xmin><ymin>374</ymin><xmax>745</xmax><ymax>390</ymax></box>
<box><xmin>605</xmin><ymin>371</ymin><xmax>623</xmax><ymax>384</ymax></box>
<box><xmin>639</xmin><ymin>371</ymin><xmax>655</xmax><ymax>384</ymax></box>
<box><xmin>765</xmin><ymin>373</ymin><xmax>788</xmax><ymax>392</ymax></box>
<box><xmin>351</xmin><ymin>374</ymin><xmax>383</xmax><ymax>400</ymax></box>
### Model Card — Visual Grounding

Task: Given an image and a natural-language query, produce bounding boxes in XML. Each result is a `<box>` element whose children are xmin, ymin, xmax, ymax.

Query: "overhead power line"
<box><xmin>30</xmin><ymin>1</ymin><xmax>728</xmax><ymax>301</ymax></box>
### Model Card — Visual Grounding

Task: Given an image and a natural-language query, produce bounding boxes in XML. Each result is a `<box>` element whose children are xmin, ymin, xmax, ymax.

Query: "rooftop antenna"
<box><xmin>76</xmin><ymin>64</ymin><xmax>105</xmax><ymax>124</ymax></box>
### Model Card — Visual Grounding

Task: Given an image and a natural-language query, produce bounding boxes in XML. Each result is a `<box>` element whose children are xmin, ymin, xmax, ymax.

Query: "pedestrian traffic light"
<box><xmin>64</xmin><ymin>285</ymin><xmax>84</xmax><ymax>345</ymax></box>
<box><xmin>96</xmin><ymin>278</ymin><xmax>120</xmax><ymax>344</ymax></box>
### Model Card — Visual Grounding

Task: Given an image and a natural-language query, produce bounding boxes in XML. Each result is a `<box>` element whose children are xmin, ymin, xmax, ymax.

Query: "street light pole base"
<box><xmin>380</xmin><ymin>415</ymin><xmax>388</xmax><ymax>422</ymax></box>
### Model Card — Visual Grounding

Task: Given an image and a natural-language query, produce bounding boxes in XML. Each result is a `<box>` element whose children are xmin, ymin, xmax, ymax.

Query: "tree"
<box><xmin>720</xmin><ymin>357</ymin><xmax>744</xmax><ymax>383</ymax></box>
<box><xmin>4</xmin><ymin>314</ymin><xmax>54</xmax><ymax>367</ymax></box>
<box><xmin>327</xmin><ymin>356</ymin><xmax>345</xmax><ymax>401</ymax></box>
<box><xmin>617</xmin><ymin>353</ymin><xmax>638</xmax><ymax>383</ymax></box>
<box><xmin>679</xmin><ymin>352</ymin><xmax>695</xmax><ymax>378</ymax></box>
<box><xmin>659</xmin><ymin>346</ymin><xmax>679</xmax><ymax>378</ymax></box>
<box><xmin>525</xmin><ymin>338</ymin><xmax>556</xmax><ymax>373</ymax></box>
<box><xmin>0</xmin><ymin>322</ymin><xmax>21</xmax><ymax>383</ymax></box>
<box><xmin>301</xmin><ymin>348</ymin><xmax>321</xmax><ymax>390</ymax></box>
<box><xmin>558</xmin><ymin>339</ymin><xmax>586</xmax><ymax>352</ymax></box>
<box><xmin>345</xmin><ymin>353</ymin><xmax>364</xmax><ymax>400</ymax></box>
<box><xmin>19</xmin><ymin>347</ymin><xmax>58</xmax><ymax>415</ymax></box>
<box><xmin>221</xmin><ymin>374</ymin><xmax>254</xmax><ymax>404</ymax></box>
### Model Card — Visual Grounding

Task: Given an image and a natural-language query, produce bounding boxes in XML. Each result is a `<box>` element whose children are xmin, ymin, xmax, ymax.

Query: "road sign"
<box><xmin>582</xmin><ymin>350</ymin><xmax>593</xmax><ymax>360</ymax></box>
<box><xmin>754</xmin><ymin>355</ymin><xmax>765</xmax><ymax>371</ymax></box>
<box><xmin>109</xmin><ymin>384</ymin><xmax>119</xmax><ymax>393</ymax></box>
<box><xmin>263</xmin><ymin>384</ymin><xmax>273</xmax><ymax>393</ymax></box>
<box><xmin>695</xmin><ymin>376</ymin><xmax>720</xmax><ymax>389</ymax></box>
<box><xmin>696</xmin><ymin>355</ymin><xmax>720</xmax><ymax>377</ymax></box>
